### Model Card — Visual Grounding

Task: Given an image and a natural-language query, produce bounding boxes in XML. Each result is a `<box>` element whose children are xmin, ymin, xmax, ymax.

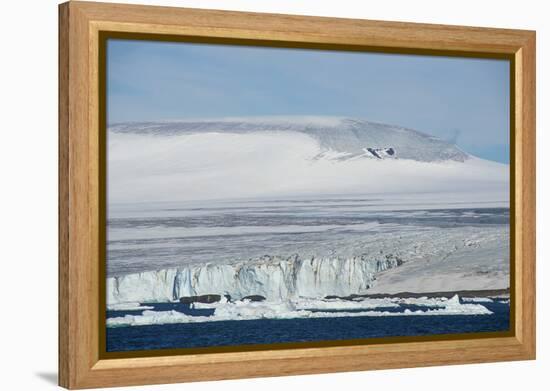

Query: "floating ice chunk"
<box><xmin>462</xmin><ymin>297</ymin><xmax>494</xmax><ymax>303</ymax></box>
<box><xmin>191</xmin><ymin>296</ymin><xmax>230</xmax><ymax>309</ymax></box>
<box><xmin>106</xmin><ymin>295</ymin><xmax>493</xmax><ymax>327</ymax></box>
<box><xmin>447</xmin><ymin>294</ymin><xmax>461</xmax><ymax>305</ymax></box>
<box><xmin>213</xmin><ymin>300</ymin><xmax>300</xmax><ymax>320</ymax></box>
<box><xmin>107</xmin><ymin>302</ymin><xmax>155</xmax><ymax>311</ymax></box>
<box><xmin>107</xmin><ymin>310</ymin><xmax>211</xmax><ymax>327</ymax></box>
<box><xmin>293</xmin><ymin>297</ymin><xmax>399</xmax><ymax>310</ymax></box>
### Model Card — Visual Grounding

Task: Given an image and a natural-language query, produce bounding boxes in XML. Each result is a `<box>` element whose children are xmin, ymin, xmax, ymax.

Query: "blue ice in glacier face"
<box><xmin>107</xmin><ymin>254</ymin><xmax>401</xmax><ymax>305</ymax></box>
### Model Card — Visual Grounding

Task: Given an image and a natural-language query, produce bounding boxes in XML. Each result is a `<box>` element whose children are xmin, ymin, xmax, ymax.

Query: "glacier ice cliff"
<box><xmin>107</xmin><ymin>254</ymin><xmax>402</xmax><ymax>305</ymax></box>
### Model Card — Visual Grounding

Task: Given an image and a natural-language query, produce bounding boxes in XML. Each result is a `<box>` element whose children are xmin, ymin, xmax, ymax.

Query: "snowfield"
<box><xmin>109</xmin><ymin>117</ymin><xmax>469</xmax><ymax>162</ymax></box>
<box><xmin>107</xmin><ymin>117</ymin><xmax>508</xmax><ymax>203</ymax></box>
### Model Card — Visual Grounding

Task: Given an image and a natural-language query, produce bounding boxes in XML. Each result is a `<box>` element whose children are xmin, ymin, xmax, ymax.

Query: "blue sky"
<box><xmin>107</xmin><ymin>39</ymin><xmax>510</xmax><ymax>163</ymax></box>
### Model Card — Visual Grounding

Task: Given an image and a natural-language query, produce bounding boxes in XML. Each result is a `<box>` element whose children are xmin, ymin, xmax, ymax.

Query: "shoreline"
<box><xmin>326</xmin><ymin>288</ymin><xmax>510</xmax><ymax>300</ymax></box>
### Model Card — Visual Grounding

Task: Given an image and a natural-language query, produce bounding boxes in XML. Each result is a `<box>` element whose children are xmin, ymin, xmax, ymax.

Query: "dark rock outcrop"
<box><xmin>325</xmin><ymin>287</ymin><xmax>510</xmax><ymax>301</ymax></box>
<box><xmin>179</xmin><ymin>294</ymin><xmax>222</xmax><ymax>304</ymax></box>
<box><xmin>241</xmin><ymin>295</ymin><xmax>266</xmax><ymax>302</ymax></box>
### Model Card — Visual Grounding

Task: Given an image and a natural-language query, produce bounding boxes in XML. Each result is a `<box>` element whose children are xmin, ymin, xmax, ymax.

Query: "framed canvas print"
<box><xmin>58</xmin><ymin>1</ymin><xmax>536</xmax><ymax>389</ymax></box>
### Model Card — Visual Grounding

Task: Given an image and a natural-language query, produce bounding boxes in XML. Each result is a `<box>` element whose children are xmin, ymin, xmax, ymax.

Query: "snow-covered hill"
<box><xmin>110</xmin><ymin>116</ymin><xmax>468</xmax><ymax>162</ymax></box>
<box><xmin>107</xmin><ymin>117</ymin><xmax>508</xmax><ymax>203</ymax></box>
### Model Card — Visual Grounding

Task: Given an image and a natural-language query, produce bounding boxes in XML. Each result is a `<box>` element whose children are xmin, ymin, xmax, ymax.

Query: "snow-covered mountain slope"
<box><xmin>107</xmin><ymin>117</ymin><xmax>509</xmax><ymax>203</ymax></box>
<box><xmin>110</xmin><ymin>117</ymin><xmax>468</xmax><ymax>162</ymax></box>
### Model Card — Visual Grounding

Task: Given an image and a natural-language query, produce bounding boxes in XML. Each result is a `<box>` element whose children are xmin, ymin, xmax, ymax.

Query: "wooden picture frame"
<box><xmin>59</xmin><ymin>1</ymin><xmax>536</xmax><ymax>389</ymax></box>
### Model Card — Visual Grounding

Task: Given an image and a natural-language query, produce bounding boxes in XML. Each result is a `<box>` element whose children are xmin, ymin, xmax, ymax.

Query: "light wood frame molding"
<box><xmin>59</xmin><ymin>1</ymin><xmax>536</xmax><ymax>389</ymax></box>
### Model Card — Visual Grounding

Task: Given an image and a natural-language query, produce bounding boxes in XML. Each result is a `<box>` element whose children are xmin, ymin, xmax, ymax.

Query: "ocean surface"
<box><xmin>106</xmin><ymin>300</ymin><xmax>510</xmax><ymax>352</ymax></box>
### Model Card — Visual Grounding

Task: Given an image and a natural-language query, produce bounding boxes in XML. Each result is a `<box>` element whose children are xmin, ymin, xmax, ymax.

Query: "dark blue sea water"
<box><xmin>106</xmin><ymin>301</ymin><xmax>509</xmax><ymax>352</ymax></box>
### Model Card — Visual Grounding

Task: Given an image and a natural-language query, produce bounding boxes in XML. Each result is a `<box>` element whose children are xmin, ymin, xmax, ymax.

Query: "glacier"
<box><xmin>107</xmin><ymin>254</ymin><xmax>402</xmax><ymax>305</ymax></box>
<box><xmin>107</xmin><ymin>216</ymin><xmax>509</xmax><ymax>304</ymax></box>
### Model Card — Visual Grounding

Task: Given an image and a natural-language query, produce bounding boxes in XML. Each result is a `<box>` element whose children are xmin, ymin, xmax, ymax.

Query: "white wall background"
<box><xmin>0</xmin><ymin>0</ymin><xmax>546</xmax><ymax>389</ymax></box>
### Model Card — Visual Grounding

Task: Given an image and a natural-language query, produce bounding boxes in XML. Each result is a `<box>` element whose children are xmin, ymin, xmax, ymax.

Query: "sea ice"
<box><xmin>106</xmin><ymin>295</ymin><xmax>493</xmax><ymax>328</ymax></box>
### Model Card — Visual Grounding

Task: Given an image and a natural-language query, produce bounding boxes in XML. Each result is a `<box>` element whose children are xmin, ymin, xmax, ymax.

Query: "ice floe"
<box><xmin>106</xmin><ymin>295</ymin><xmax>492</xmax><ymax>328</ymax></box>
<box><xmin>107</xmin><ymin>302</ymin><xmax>155</xmax><ymax>311</ymax></box>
